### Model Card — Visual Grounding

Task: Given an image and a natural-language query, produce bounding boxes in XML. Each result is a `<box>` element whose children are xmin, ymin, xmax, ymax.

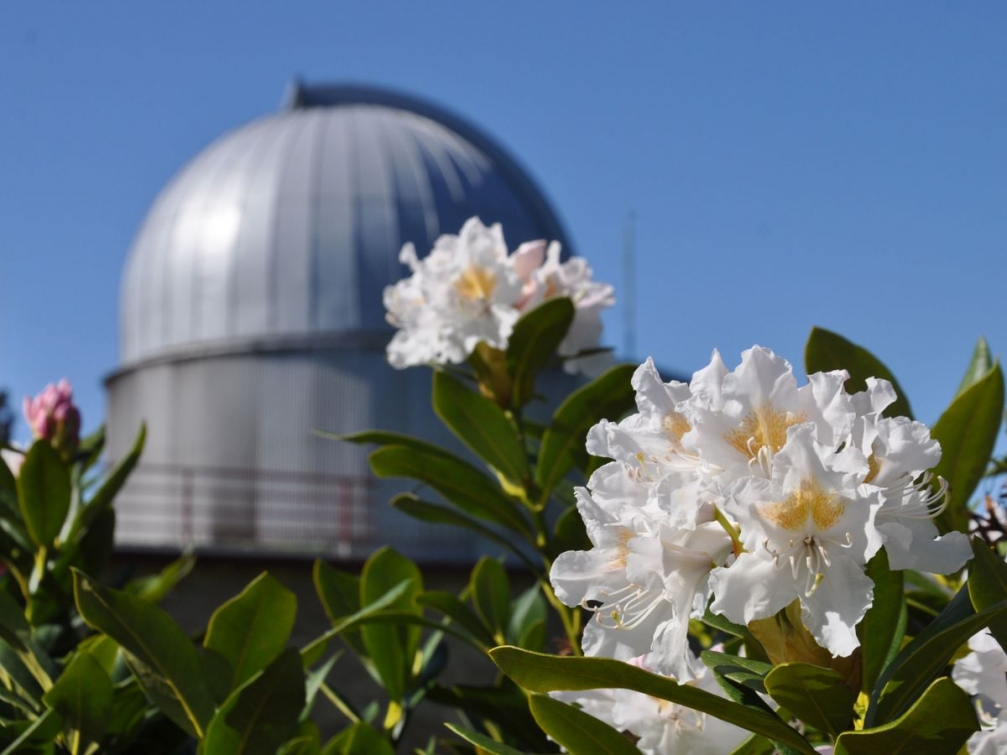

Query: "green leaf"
<box><xmin>71</xmin><ymin>569</ymin><xmax>214</xmax><ymax>738</ymax></box>
<box><xmin>360</xmin><ymin>548</ymin><xmax>422</xmax><ymax>701</ymax></box>
<box><xmin>763</xmin><ymin>663</ymin><xmax>855</xmax><ymax>738</ymax></box>
<box><xmin>124</xmin><ymin>551</ymin><xmax>196</xmax><ymax>604</ymax></box>
<box><xmin>804</xmin><ymin>327</ymin><xmax>913</xmax><ymax>419</ymax></box>
<box><xmin>431</xmin><ymin>682</ymin><xmax>550</xmax><ymax>752</ymax></box>
<box><xmin>529</xmin><ymin>694</ymin><xmax>639</xmax><ymax>755</ymax></box>
<box><xmin>444</xmin><ymin>723</ymin><xmax>528</xmax><ymax>755</ymax></box>
<box><xmin>204</xmin><ymin>572</ymin><xmax>298</xmax><ymax>694</ymax></box>
<box><xmin>320</xmin><ymin>430</ymin><xmax>455</xmax><ymax>461</ymax></box>
<box><xmin>506</xmin><ymin>298</ymin><xmax>576</xmax><ymax>408</ymax></box>
<box><xmin>76</xmin><ymin>423</ymin><xmax>146</xmax><ymax>534</ymax></box>
<box><xmin>433</xmin><ymin>371</ymin><xmax>530</xmax><ymax>485</ymax></box>
<box><xmin>369</xmin><ymin>446</ymin><xmax>530</xmax><ymax>535</ymax></box>
<box><xmin>509</xmin><ymin>585</ymin><xmax>547</xmax><ymax>647</ymax></box>
<box><xmin>931</xmin><ymin>361</ymin><xmax>1005</xmax><ymax>533</ymax></box>
<box><xmin>956</xmin><ymin>337</ymin><xmax>994</xmax><ymax>398</ymax></box>
<box><xmin>700</xmin><ymin>609</ymin><xmax>759</xmax><ymax>645</ymax></box>
<box><xmin>42</xmin><ymin>652</ymin><xmax>113</xmax><ymax>755</ymax></box>
<box><xmin>16</xmin><ymin>440</ymin><xmax>71</xmax><ymax>546</ymax></box>
<box><xmin>0</xmin><ymin>453</ymin><xmax>16</xmax><ymax>495</ymax></box>
<box><xmin>300</xmin><ymin>579</ymin><xmax>414</xmax><ymax>666</ymax></box>
<box><xmin>836</xmin><ymin>678</ymin><xmax>977</xmax><ymax>754</ymax></box>
<box><xmin>0</xmin><ymin>708</ymin><xmax>62</xmax><ymax>755</ymax></box>
<box><xmin>390</xmin><ymin>494</ymin><xmax>540</xmax><ymax>574</ymax></box>
<box><xmin>858</xmin><ymin>549</ymin><xmax>905</xmax><ymax>693</ymax></box>
<box><xmin>490</xmin><ymin>647</ymin><xmax>815</xmax><ymax>754</ymax></box>
<box><xmin>700</xmin><ymin>651</ymin><xmax>772</xmax><ymax>693</ymax></box>
<box><xmin>313</xmin><ymin>561</ymin><xmax>366</xmax><ymax>656</ymax></box>
<box><xmin>203</xmin><ymin>648</ymin><xmax>306</xmax><ymax>755</ymax></box>
<box><xmin>536</xmin><ymin>364</ymin><xmax>638</xmax><ymax>501</ymax></box>
<box><xmin>418</xmin><ymin>591</ymin><xmax>496</xmax><ymax>648</ymax></box>
<box><xmin>869</xmin><ymin>588</ymin><xmax>1007</xmax><ymax>726</ymax></box>
<box><xmin>471</xmin><ymin>558</ymin><xmax>511</xmax><ymax>643</ymax></box>
<box><xmin>967</xmin><ymin>536</ymin><xmax>1007</xmax><ymax>649</ymax></box>
<box><xmin>322</xmin><ymin>722</ymin><xmax>394</xmax><ymax>755</ymax></box>
<box><xmin>552</xmin><ymin>504</ymin><xmax>591</xmax><ymax>556</ymax></box>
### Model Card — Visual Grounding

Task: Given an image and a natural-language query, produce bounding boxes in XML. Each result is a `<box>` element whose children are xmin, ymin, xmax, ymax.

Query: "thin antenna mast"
<box><xmin>622</xmin><ymin>211</ymin><xmax>637</xmax><ymax>360</ymax></box>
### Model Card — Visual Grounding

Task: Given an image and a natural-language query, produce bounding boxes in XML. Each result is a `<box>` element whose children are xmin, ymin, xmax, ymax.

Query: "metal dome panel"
<box><xmin>119</xmin><ymin>84</ymin><xmax>572</xmax><ymax>366</ymax></box>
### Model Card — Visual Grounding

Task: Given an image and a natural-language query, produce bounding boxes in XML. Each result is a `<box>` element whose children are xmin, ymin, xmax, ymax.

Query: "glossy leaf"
<box><xmin>312</xmin><ymin>561</ymin><xmax>366</xmax><ymax>656</ymax></box>
<box><xmin>0</xmin><ymin>708</ymin><xmax>62</xmax><ymax>755</ymax></box>
<box><xmin>369</xmin><ymin>446</ymin><xmax>530</xmax><ymax>535</ymax></box>
<box><xmin>76</xmin><ymin>423</ymin><xmax>146</xmax><ymax>534</ymax></box>
<box><xmin>529</xmin><ymin>694</ymin><xmax>639</xmax><ymax>755</ymax></box>
<box><xmin>506</xmin><ymin>298</ymin><xmax>575</xmax><ymax>408</ymax></box>
<box><xmin>300</xmin><ymin>579</ymin><xmax>414</xmax><ymax>666</ymax></box>
<box><xmin>536</xmin><ymin>363</ymin><xmax>637</xmax><ymax>501</ymax></box>
<box><xmin>552</xmin><ymin>503</ymin><xmax>590</xmax><ymax>556</ymax></box>
<box><xmin>322</xmin><ymin>430</ymin><xmax>454</xmax><ymax>461</ymax></box>
<box><xmin>763</xmin><ymin>663</ymin><xmax>855</xmax><ymax>738</ymax></box>
<box><xmin>360</xmin><ymin>548</ymin><xmax>423</xmax><ymax>701</ymax></box>
<box><xmin>431</xmin><ymin>682</ymin><xmax>550</xmax><ymax>752</ymax></box>
<box><xmin>471</xmin><ymin>558</ymin><xmax>511</xmax><ymax>642</ymax></box>
<box><xmin>322</xmin><ymin>722</ymin><xmax>394</xmax><ymax>755</ymax></box>
<box><xmin>700</xmin><ymin>651</ymin><xmax>772</xmax><ymax>693</ymax></box>
<box><xmin>804</xmin><ymin>328</ymin><xmax>913</xmax><ymax>419</ymax></box>
<box><xmin>967</xmin><ymin>537</ymin><xmax>1007</xmax><ymax>649</ymax></box>
<box><xmin>124</xmin><ymin>551</ymin><xmax>195</xmax><ymax>604</ymax></box>
<box><xmin>858</xmin><ymin>549</ymin><xmax>904</xmax><ymax>693</ymax></box>
<box><xmin>433</xmin><ymin>371</ymin><xmax>530</xmax><ymax>484</ymax></box>
<box><xmin>444</xmin><ymin>723</ymin><xmax>528</xmax><ymax>755</ymax></box>
<box><xmin>491</xmin><ymin>647</ymin><xmax>815</xmax><ymax>754</ymax></box>
<box><xmin>931</xmin><ymin>361</ymin><xmax>1004</xmax><ymax>533</ymax></box>
<box><xmin>42</xmin><ymin>652</ymin><xmax>113</xmax><ymax>755</ymax></box>
<box><xmin>203</xmin><ymin>648</ymin><xmax>306</xmax><ymax>755</ymax></box>
<box><xmin>16</xmin><ymin>440</ymin><xmax>71</xmax><ymax>546</ymax></box>
<box><xmin>204</xmin><ymin>572</ymin><xmax>298</xmax><ymax>694</ymax></box>
<box><xmin>869</xmin><ymin>588</ymin><xmax>1007</xmax><ymax>725</ymax></box>
<box><xmin>836</xmin><ymin>678</ymin><xmax>976</xmax><ymax>754</ymax></box>
<box><xmin>956</xmin><ymin>336</ymin><xmax>993</xmax><ymax>398</ymax></box>
<box><xmin>418</xmin><ymin>591</ymin><xmax>496</xmax><ymax>648</ymax></box>
<box><xmin>72</xmin><ymin>569</ymin><xmax>214</xmax><ymax>738</ymax></box>
<box><xmin>509</xmin><ymin>585</ymin><xmax>547</xmax><ymax>646</ymax></box>
<box><xmin>390</xmin><ymin>494</ymin><xmax>539</xmax><ymax>573</ymax></box>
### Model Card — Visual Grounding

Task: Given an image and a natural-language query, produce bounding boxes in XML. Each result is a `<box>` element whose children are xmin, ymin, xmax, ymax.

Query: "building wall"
<box><xmin>106</xmin><ymin>346</ymin><xmax>580</xmax><ymax>562</ymax></box>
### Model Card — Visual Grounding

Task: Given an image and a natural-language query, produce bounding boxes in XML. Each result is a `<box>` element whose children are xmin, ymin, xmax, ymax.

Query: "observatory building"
<box><xmin>105</xmin><ymin>81</ymin><xmax>573</xmax><ymax>562</ymax></box>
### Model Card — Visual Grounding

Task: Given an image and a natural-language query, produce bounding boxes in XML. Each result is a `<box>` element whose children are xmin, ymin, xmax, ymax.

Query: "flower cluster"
<box><xmin>552</xmin><ymin>347</ymin><xmax>972</xmax><ymax>690</ymax></box>
<box><xmin>954</xmin><ymin>630</ymin><xmax>1007</xmax><ymax>754</ymax></box>
<box><xmin>23</xmin><ymin>379</ymin><xmax>81</xmax><ymax>458</ymax></box>
<box><xmin>383</xmin><ymin>217</ymin><xmax>614</xmax><ymax>374</ymax></box>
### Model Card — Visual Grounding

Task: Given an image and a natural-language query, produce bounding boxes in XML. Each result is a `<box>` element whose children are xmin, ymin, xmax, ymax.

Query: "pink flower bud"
<box><xmin>23</xmin><ymin>380</ymin><xmax>81</xmax><ymax>458</ymax></box>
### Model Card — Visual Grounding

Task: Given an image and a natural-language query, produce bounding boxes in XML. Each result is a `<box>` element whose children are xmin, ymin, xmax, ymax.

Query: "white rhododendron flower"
<box><xmin>384</xmin><ymin>217</ymin><xmax>613</xmax><ymax>374</ymax></box>
<box><xmin>953</xmin><ymin>630</ymin><xmax>1007</xmax><ymax>754</ymax></box>
<box><xmin>551</xmin><ymin>652</ymin><xmax>750</xmax><ymax>755</ymax></box>
<box><xmin>551</xmin><ymin>345</ymin><xmax>972</xmax><ymax>703</ymax></box>
<box><xmin>709</xmin><ymin>425</ymin><xmax>883</xmax><ymax>657</ymax></box>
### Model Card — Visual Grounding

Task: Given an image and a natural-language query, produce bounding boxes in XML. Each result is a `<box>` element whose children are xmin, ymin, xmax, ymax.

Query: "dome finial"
<box><xmin>282</xmin><ymin>76</ymin><xmax>306</xmax><ymax>110</ymax></box>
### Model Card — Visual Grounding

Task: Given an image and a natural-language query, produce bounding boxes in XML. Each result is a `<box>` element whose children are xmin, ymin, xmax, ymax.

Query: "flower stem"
<box><xmin>713</xmin><ymin>505</ymin><xmax>744</xmax><ymax>557</ymax></box>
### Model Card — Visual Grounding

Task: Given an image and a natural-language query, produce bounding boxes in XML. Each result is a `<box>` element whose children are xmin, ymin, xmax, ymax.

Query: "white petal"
<box><xmin>709</xmin><ymin>553</ymin><xmax>796</xmax><ymax>626</ymax></box>
<box><xmin>801</xmin><ymin>555</ymin><xmax>874</xmax><ymax>657</ymax></box>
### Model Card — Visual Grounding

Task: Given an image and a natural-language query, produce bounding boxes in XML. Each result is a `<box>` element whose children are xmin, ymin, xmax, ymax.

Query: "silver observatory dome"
<box><xmin>107</xmin><ymin>81</ymin><xmax>573</xmax><ymax>559</ymax></box>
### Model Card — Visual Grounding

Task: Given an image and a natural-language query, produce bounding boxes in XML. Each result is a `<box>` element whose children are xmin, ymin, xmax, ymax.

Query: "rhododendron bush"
<box><xmin>2</xmin><ymin>219</ymin><xmax>1007</xmax><ymax>754</ymax></box>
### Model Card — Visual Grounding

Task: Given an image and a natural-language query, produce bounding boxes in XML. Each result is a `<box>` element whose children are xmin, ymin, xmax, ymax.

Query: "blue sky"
<box><xmin>2</xmin><ymin>3</ymin><xmax>1006</xmax><ymax>445</ymax></box>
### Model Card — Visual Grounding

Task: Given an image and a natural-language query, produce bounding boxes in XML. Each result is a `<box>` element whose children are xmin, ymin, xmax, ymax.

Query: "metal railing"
<box><xmin>114</xmin><ymin>462</ymin><xmax>375</xmax><ymax>555</ymax></box>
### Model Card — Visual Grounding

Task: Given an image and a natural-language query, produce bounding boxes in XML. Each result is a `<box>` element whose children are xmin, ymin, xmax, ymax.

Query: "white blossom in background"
<box><xmin>953</xmin><ymin>630</ymin><xmax>1007</xmax><ymax>754</ymax></box>
<box><xmin>551</xmin><ymin>652</ymin><xmax>750</xmax><ymax>755</ymax></box>
<box><xmin>551</xmin><ymin>345</ymin><xmax>972</xmax><ymax>707</ymax></box>
<box><xmin>383</xmin><ymin>217</ymin><xmax>613</xmax><ymax>374</ymax></box>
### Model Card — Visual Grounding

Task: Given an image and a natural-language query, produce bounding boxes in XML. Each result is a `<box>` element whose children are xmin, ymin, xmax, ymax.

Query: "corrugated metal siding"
<box><xmin>120</xmin><ymin>98</ymin><xmax>572</xmax><ymax>365</ymax></box>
